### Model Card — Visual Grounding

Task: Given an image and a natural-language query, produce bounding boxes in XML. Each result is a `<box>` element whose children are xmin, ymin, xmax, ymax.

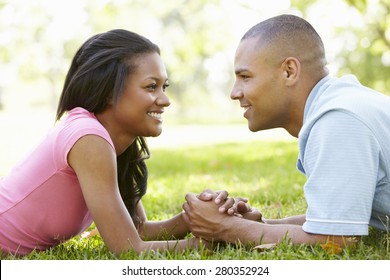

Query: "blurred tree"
<box><xmin>0</xmin><ymin>0</ymin><xmax>237</xmax><ymax>119</ymax></box>
<box><xmin>0</xmin><ymin>0</ymin><xmax>90</xmax><ymax>109</ymax></box>
<box><xmin>339</xmin><ymin>0</ymin><xmax>390</xmax><ymax>94</ymax></box>
<box><xmin>291</xmin><ymin>0</ymin><xmax>317</xmax><ymax>16</ymax></box>
<box><xmin>130</xmin><ymin>0</ymin><xmax>233</xmax><ymax>120</ymax></box>
<box><xmin>8</xmin><ymin>0</ymin><xmax>387</xmax><ymax>120</ymax></box>
<box><xmin>292</xmin><ymin>0</ymin><xmax>390</xmax><ymax>95</ymax></box>
<box><xmin>81</xmin><ymin>0</ymin><xmax>241</xmax><ymax>121</ymax></box>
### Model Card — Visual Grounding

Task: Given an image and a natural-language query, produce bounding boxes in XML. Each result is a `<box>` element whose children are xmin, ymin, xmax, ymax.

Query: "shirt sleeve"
<box><xmin>301</xmin><ymin>110</ymin><xmax>380</xmax><ymax>236</ymax></box>
<box><xmin>54</xmin><ymin>117</ymin><xmax>115</xmax><ymax>170</ymax></box>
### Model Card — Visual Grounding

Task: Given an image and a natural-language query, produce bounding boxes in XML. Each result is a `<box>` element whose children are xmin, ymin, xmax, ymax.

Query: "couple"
<box><xmin>1</xmin><ymin>14</ymin><xmax>389</xmax><ymax>257</ymax></box>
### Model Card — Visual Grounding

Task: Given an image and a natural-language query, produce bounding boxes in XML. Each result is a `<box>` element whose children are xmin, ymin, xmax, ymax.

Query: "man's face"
<box><xmin>231</xmin><ymin>37</ymin><xmax>290</xmax><ymax>132</ymax></box>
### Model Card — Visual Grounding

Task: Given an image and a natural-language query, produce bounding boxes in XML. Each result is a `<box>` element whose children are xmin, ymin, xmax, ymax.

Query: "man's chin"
<box><xmin>248</xmin><ymin>122</ymin><xmax>259</xmax><ymax>132</ymax></box>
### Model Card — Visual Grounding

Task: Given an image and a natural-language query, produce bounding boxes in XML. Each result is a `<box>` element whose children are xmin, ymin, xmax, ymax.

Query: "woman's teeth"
<box><xmin>147</xmin><ymin>112</ymin><xmax>162</xmax><ymax>119</ymax></box>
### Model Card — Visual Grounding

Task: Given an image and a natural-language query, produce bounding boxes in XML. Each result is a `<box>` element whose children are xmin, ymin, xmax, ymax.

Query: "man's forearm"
<box><xmin>223</xmin><ymin>215</ymin><xmax>349</xmax><ymax>247</ymax></box>
<box><xmin>263</xmin><ymin>214</ymin><xmax>306</xmax><ymax>225</ymax></box>
<box><xmin>222</xmin><ymin>216</ymin><xmax>307</xmax><ymax>245</ymax></box>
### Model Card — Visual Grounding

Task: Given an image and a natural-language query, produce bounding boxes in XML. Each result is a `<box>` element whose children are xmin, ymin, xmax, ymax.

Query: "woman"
<box><xmin>0</xmin><ymin>29</ymin><xmax>234</xmax><ymax>256</ymax></box>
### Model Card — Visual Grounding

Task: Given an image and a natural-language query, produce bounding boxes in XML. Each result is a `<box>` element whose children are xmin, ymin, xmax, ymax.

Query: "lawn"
<box><xmin>2</xmin><ymin>141</ymin><xmax>389</xmax><ymax>260</ymax></box>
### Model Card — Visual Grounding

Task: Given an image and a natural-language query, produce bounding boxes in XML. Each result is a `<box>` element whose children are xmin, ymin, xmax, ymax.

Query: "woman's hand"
<box><xmin>234</xmin><ymin>200</ymin><xmax>263</xmax><ymax>222</ymax></box>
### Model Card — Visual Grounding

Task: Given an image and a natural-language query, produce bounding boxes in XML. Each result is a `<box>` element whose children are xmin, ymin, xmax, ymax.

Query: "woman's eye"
<box><xmin>147</xmin><ymin>84</ymin><xmax>157</xmax><ymax>90</ymax></box>
<box><xmin>146</xmin><ymin>82</ymin><xmax>169</xmax><ymax>92</ymax></box>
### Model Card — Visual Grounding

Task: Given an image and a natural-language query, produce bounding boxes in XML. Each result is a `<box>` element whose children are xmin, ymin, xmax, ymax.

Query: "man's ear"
<box><xmin>282</xmin><ymin>57</ymin><xmax>301</xmax><ymax>86</ymax></box>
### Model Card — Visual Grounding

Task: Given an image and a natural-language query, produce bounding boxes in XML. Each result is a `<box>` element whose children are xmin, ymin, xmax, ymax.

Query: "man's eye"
<box><xmin>163</xmin><ymin>84</ymin><xmax>170</xmax><ymax>92</ymax></box>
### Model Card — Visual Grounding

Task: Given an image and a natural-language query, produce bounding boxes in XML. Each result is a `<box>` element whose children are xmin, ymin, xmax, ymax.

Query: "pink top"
<box><xmin>0</xmin><ymin>107</ymin><xmax>115</xmax><ymax>255</ymax></box>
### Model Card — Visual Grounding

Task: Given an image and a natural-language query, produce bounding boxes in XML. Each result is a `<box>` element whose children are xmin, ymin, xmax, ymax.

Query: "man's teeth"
<box><xmin>243</xmin><ymin>106</ymin><xmax>251</xmax><ymax>111</ymax></box>
<box><xmin>148</xmin><ymin>112</ymin><xmax>162</xmax><ymax>118</ymax></box>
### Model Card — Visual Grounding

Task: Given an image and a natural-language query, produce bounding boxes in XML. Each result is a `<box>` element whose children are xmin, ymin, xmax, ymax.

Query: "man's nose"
<box><xmin>230</xmin><ymin>82</ymin><xmax>243</xmax><ymax>100</ymax></box>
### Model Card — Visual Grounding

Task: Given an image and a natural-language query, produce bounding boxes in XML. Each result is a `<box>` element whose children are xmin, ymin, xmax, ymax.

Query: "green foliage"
<box><xmin>2</xmin><ymin>141</ymin><xmax>389</xmax><ymax>260</ymax></box>
<box><xmin>337</xmin><ymin>0</ymin><xmax>390</xmax><ymax>94</ymax></box>
<box><xmin>345</xmin><ymin>0</ymin><xmax>368</xmax><ymax>12</ymax></box>
<box><xmin>290</xmin><ymin>0</ymin><xmax>318</xmax><ymax>16</ymax></box>
<box><xmin>0</xmin><ymin>0</ymin><xmax>238</xmax><ymax>115</ymax></box>
<box><xmin>2</xmin><ymin>0</ymin><xmax>390</xmax><ymax>116</ymax></box>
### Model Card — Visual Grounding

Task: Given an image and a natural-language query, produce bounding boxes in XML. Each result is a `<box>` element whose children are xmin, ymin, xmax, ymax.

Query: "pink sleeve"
<box><xmin>53</xmin><ymin>117</ymin><xmax>115</xmax><ymax>169</ymax></box>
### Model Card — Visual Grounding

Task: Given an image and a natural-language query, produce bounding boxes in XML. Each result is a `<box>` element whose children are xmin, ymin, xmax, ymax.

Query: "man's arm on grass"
<box><xmin>217</xmin><ymin>216</ymin><xmax>358</xmax><ymax>247</ymax></box>
<box><xmin>263</xmin><ymin>215</ymin><xmax>306</xmax><ymax>225</ymax></box>
<box><xmin>183</xmin><ymin>193</ymin><xmax>359</xmax><ymax>247</ymax></box>
<box><xmin>199</xmin><ymin>190</ymin><xmax>305</xmax><ymax>225</ymax></box>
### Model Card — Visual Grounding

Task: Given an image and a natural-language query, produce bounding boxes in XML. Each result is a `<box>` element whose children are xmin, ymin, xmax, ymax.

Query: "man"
<box><xmin>182</xmin><ymin>14</ymin><xmax>390</xmax><ymax>247</ymax></box>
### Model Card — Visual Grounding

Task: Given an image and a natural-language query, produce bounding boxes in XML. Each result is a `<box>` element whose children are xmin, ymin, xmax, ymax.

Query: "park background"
<box><xmin>0</xmin><ymin>0</ymin><xmax>390</xmax><ymax>260</ymax></box>
<box><xmin>1</xmin><ymin>0</ymin><xmax>389</xmax><ymax>175</ymax></box>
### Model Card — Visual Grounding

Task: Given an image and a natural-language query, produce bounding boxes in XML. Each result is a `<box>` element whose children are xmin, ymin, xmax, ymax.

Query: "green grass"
<box><xmin>2</xmin><ymin>141</ymin><xmax>389</xmax><ymax>260</ymax></box>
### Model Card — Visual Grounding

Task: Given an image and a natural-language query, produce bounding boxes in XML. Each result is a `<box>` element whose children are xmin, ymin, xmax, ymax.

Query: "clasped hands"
<box><xmin>182</xmin><ymin>189</ymin><xmax>262</xmax><ymax>242</ymax></box>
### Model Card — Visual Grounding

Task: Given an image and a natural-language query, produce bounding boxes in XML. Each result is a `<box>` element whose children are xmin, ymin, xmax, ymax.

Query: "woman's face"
<box><xmin>108</xmin><ymin>52</ymin><xmax>170</xmax><ymax>141</ymax></box>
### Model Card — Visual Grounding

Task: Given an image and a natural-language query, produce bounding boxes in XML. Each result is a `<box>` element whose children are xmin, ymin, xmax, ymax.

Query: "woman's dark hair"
<box><xmin>56</xmin><ymin>29</ymin><xmax>160</xmax><ymax>224</ymax></box>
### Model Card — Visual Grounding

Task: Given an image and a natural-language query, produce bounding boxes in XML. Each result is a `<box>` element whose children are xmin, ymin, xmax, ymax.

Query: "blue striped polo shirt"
<box><xmin>297</xmin><ymin>75</ymin><xmax>390</xmax><ymax>236</ymax></box>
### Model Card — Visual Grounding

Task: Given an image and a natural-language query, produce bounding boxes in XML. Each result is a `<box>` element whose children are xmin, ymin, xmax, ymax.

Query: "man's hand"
<box><xmin>182</xmin><ymin>192</ymin><xmax>234</xmax><ymax>241</ymax></box>
<box><xmin>196</xmin><ymin>189</ymin><xmax>235</xmax><ymax>213</ymax></box>
<box><xmin>196</xmin><ymin>189</ymin><xmax>263</xmax><ymax>222</ymax></box>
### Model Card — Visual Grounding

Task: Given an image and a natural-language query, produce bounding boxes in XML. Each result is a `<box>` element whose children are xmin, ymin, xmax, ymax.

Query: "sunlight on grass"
<box><xmin>144</xmin><ymin>141</ymin><xmax>306</xmax><ymax>220</ymax></box>
<box><xmin>2</xmin><ymin>141</ymin><xmax>389</xmax><ymax>260</ymax></box>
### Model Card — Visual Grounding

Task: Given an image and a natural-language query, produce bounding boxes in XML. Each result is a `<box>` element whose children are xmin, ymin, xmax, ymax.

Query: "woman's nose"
<box><xmin>157</xmin><ymin>92</ymin><xmax>171</xmax><ymax>107</ymax></box>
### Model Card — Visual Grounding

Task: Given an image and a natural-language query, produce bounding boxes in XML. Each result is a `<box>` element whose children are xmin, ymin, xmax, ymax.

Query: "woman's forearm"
<box><xmin>139</xmin><ymin>212</ymin><xmax>190</xmax><ymax>240</ymax></box>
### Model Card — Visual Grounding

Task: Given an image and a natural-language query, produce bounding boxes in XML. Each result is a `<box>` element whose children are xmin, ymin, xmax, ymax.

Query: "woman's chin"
<box><xmin>147</xmin><ymin>128</ymin><xmax>163</xmax><ymax>138</ymax></box>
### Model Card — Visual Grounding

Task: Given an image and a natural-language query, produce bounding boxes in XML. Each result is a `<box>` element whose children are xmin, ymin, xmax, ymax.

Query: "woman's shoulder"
<box><xmin>55</xmin><ymin>107</ymin><xmax>115</xmax><ymax>151</ymax></box>
<box><xmin>59</xmin><ymin>107</ymin><xmax>102</xmax><ymax>131</ymax></box>
<box><xmin>64</xmin><ymin>107</ymin><xmax>98</xmax><ymax>123</ymax></box>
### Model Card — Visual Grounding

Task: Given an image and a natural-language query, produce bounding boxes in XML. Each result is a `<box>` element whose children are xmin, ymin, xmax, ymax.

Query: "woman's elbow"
<box><xmin>108</xmin><ymin>239</ymin><xmax>148</xmax><ymax>257</ymax></box>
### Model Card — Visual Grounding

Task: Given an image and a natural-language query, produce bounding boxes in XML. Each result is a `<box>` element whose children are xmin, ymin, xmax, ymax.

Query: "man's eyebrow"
<box><xmin>235</xmin><ymin>68</ymin><xmax>249</xmax><ymax>75</ymax></box>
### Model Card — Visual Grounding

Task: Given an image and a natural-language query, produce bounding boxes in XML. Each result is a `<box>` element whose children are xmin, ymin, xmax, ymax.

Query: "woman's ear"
<box><xmin>107</xmin><ymin>97</ymin><xmax>114</xmax><ymax>105</ymax></box>
<box><xmin>282</xmin><ymin>57</ymin><xmax>301</xmax><ymax>86</ymax></box>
